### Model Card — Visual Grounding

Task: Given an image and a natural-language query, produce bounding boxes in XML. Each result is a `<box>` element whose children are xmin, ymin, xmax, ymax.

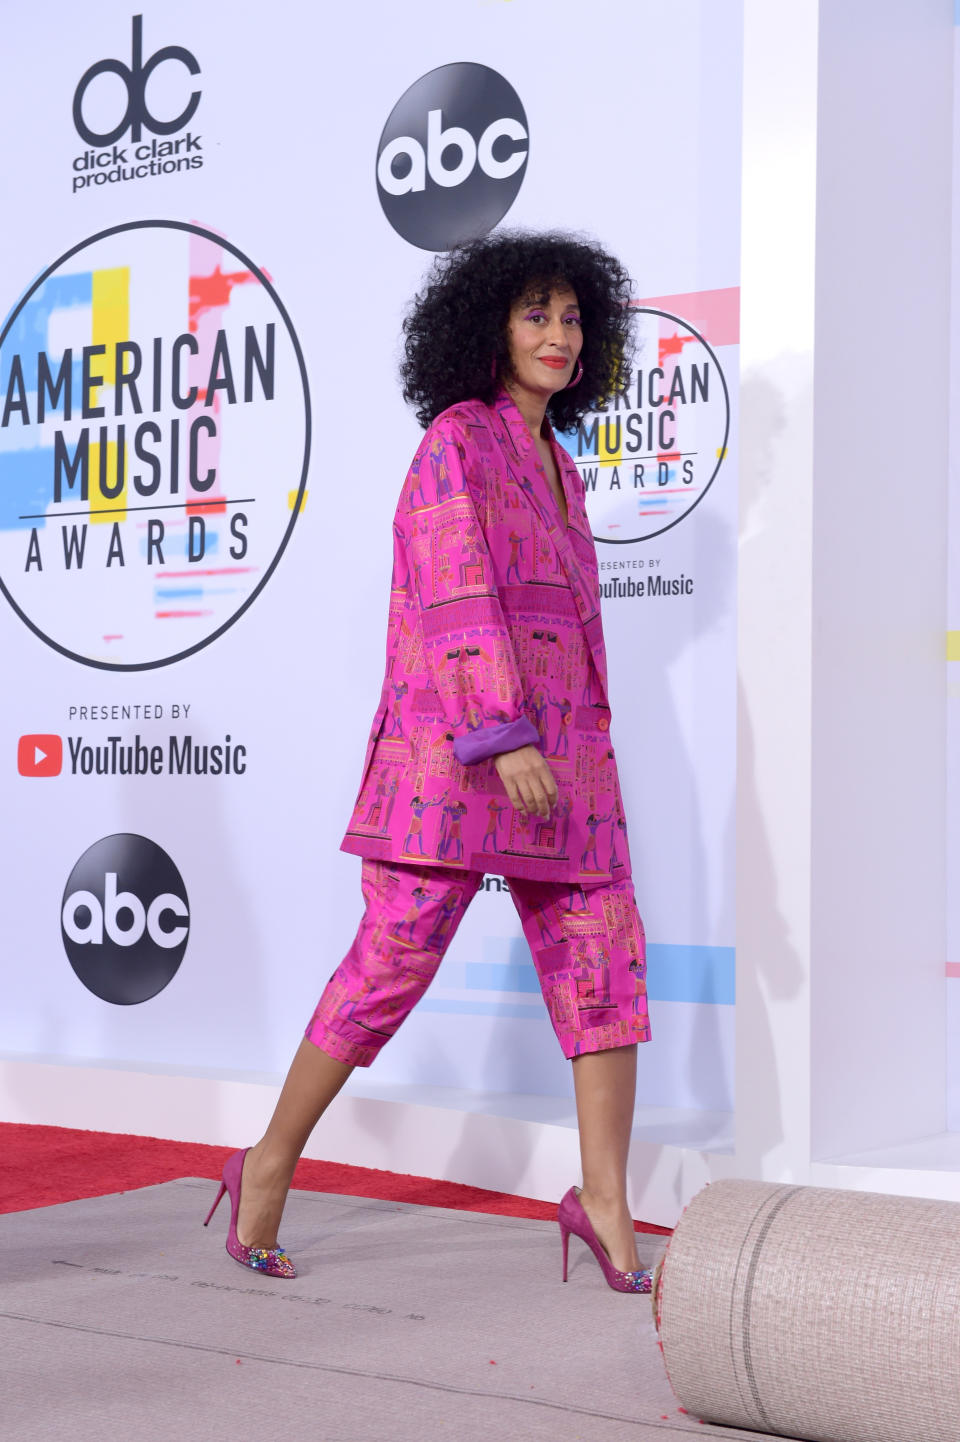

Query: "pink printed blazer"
<box><xmin>341</xmin><ymin>388</ymin><xmax>633</xmax><ymax>885</ymax></box>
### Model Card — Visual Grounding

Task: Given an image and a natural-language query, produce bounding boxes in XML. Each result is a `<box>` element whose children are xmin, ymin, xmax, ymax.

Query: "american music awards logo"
<box><xmin>558</xmin><ymin>307</ymin><xmax>731</xmax><ymax>545</ymax></box>
<box><xmin>0</xmin><ymin>220</ymin><xmax>310</xmax><ymax>670</ymax></box>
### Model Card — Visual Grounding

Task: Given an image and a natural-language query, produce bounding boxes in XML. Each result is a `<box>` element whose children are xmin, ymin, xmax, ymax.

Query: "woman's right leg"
<box><xmin>238</xmin><ymin>858</ymin><xmax>482</xmax><ymax>1250</ymax></box>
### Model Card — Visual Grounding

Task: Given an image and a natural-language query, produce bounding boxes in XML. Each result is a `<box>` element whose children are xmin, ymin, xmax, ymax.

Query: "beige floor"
<box><xmin>2</xmin><ymin>1181</ymin><xmax>792</xmax><ymax>1442</ymax></box>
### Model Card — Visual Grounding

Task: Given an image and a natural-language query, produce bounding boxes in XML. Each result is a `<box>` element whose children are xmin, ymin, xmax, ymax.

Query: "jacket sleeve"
<box><xmin>402</xmin><ymin>414</ymin><xmax>540</xmax><ymax>765</ymax></box>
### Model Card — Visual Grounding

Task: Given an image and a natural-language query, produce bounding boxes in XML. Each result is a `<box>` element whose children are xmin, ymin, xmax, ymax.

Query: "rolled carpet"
<box><xmin>654</xmin><ymin>1178</ymin><xmax>960</xmax><ymax>1442</ymax></box>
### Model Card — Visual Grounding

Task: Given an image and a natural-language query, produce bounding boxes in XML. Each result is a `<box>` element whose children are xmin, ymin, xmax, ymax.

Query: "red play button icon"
<box><xmin>18</xmin><ymin>734</ymin><xmax>63</xmax><ymax>777</ymax></box>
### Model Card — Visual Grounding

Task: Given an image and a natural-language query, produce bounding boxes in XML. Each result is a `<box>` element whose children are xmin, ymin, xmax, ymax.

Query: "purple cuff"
<box><xmin>453</xmin><ymin>716</ymin><xmax>540</xmax><ymax>765</ymax></box>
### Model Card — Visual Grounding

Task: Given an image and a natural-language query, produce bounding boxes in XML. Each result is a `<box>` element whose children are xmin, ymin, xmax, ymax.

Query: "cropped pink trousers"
<box><xmin>305</xmin><ymin>859</ymin><xmax>651</xmax><ymax>1067</ymax></box>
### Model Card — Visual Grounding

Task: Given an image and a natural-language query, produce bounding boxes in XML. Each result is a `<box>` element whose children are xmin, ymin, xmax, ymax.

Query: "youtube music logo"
<box><xmin>15</xmin><ymin>730</ymin><xmax>246</xmax><ymax>777</ymax></box>
<box><xmin>18</xmin><ymin>734</ymin><xmax>63</xmax><ymax>778</ymax></box>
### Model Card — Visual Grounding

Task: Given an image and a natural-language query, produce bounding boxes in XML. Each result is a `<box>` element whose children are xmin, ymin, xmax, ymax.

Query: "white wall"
<box><xmin>809</xmin><ymin>0</ymin><xmax>952</xmax><ymax>1159</ymax></box>
<box><xmin>737</xmin><ymin>0</ymin><xmax>955</xmax><ymax>1183</ymax></box>
<box><xmin>944</xmin><ymin>0</ymin><xmax>960</xmax><ymax>1128</ymax></box>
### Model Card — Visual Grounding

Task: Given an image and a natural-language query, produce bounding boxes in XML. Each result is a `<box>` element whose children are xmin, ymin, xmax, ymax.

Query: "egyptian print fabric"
<box><xmin>305</xmin><ymin>859</ymin><xmax>650</xmax><ymax>1066</ymax></box>
<box><xmin>341</xmin><ymin>387</ymin><xmax>632</xmax><ymax>885</ymax></box>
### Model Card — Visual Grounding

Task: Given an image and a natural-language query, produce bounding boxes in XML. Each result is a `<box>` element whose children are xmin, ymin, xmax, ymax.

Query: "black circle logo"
<box><xmin>61</xmin><ymin>833</ymin><xmax>190</xmax><ymax>1004</ymax></box>
<box><xmin>376</xmin><ymin>62</ymin><xmax>528</xmax><ymax>251</ymax></box>
<box><xmin>73</xmin><ymin>14</ymin><xmax>200</xmax><ymax>147</ymax></box>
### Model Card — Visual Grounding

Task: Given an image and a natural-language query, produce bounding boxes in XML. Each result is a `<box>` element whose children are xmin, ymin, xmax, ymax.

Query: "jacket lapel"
<box><xmin>488</xmin><ymin>390</ymin><xmax>609</xmax><ymax>702</ymax></box>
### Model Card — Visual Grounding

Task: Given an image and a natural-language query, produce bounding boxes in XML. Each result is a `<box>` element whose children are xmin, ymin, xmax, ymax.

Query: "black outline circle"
<box><xmin>0</xmin><ymin>220</ymin><xmax>311</xmax><ymax>671</ymax></box>
<box><xmin>585</xmin><ymin>307</ymin><xmax>730</xmax><ymax>545</ymax></box>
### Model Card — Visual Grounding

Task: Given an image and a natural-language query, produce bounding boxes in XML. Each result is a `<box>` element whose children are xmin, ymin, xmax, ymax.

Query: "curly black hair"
<box><xmin>400</xmin><ymin>230</ymin><xmax>635</xmax><ymax>431</ymax></box>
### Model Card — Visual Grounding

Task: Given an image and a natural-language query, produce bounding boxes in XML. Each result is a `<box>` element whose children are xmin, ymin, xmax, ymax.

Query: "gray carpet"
<box><xmin>1</xmin><ymin>1181</ymin><xmax>792</xmax><ymax>1442</ymax></box>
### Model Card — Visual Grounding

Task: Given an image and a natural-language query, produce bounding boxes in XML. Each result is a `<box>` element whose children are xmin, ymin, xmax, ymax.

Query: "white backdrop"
<box><xmin>0</xmin><ymin>0</ymin><xmax>741</xmax><ymax>1116</ymax></box>
<box><xmin>947</xmin><ymin>0</ymin><xmax>960</xmax><ymax>1130</ymax></box>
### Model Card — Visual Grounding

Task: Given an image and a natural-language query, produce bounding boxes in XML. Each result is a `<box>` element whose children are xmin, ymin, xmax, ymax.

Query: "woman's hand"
<box><xmin>493</xmin><ymin>745</ymin><xmax>559</xmax><ymax>820</ymax></box>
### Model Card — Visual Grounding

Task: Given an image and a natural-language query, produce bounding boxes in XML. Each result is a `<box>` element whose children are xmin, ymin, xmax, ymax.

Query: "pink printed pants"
<box><xmin>305</xmin><ymin>859</ymin><xmax>651</xmax><ymax>1066</ymax></box>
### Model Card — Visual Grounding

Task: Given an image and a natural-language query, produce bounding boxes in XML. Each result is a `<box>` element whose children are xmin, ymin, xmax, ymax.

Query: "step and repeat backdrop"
<box><xmin>0</xmin><ymin>0</ymin><xmax>742</xmax><ymax>1113</ymax></box>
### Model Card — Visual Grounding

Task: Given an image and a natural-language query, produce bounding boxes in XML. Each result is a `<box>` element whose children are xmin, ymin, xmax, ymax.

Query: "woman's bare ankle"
<box><xmin>245</xmin><ymin>1139</ymin><xmax>298</xmax><ymax>1188</ymax></box>
<box><xmin>577</xmin><ymin>1187</ymin><xmax>640</xmax><ymax>1269</ymax></box>
<box><xmin>578</xmin><ymin>1184</ymin><xmax>630</xmax><ymax>1217</ymax></box>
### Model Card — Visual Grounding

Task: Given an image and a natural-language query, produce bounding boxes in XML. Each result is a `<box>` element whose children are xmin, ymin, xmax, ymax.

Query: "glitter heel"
<box><xmin>203</xmin><ymin>1147</ymin><xmax>297</xmax><ymax>1279</ymax></box>
<box><xmin>558</xmin><ymin>1186</ymin><xmax>652</xmax><ymax>1293</ymax></box>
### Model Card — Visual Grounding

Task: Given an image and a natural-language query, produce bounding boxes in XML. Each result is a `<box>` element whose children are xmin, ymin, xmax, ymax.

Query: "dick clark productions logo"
<box><xmin>377</xmin><ymin>62</ymin><xmax>528</xmax><ymax>251</ymax></box>
<box><xmin>61</xmin><ymin>833</ymin><xmax>189</xmax><ymax>1004</ymax></box>
<box><xmin>73</xmin><ymin>13</ymin><xmax>200</xmax><ymax>146</ymax></box>
<box><xmin>71</xmin><ymin>15</ymin><xmax>204</xmax><ymax>193</ymax></box>
<box><xmin>0</xmin><ymin>220</ymin><xmax>310</xmax><ymax>670</ymax></box>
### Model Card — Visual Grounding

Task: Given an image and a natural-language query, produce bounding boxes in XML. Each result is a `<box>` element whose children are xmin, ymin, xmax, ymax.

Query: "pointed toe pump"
<box><xmin>558</xmin><ymin>1186</ymin><xmax>652</xmax><ymax>1294</ymax></box>
<box><xmin>204</xmin><ymin>1147</ymin><xmax>297</xmax><ymax>1279</ymax></box>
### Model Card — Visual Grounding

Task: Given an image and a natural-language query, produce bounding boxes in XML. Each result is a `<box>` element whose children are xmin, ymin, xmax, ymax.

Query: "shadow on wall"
<box><xmin>734</xmin><ymin>364</ymin><xmax>808</xmax><ymax>1175</ymax></box>
<box><xmin>629</xmin><ymin>499</ymin><xmax>737</xmax><ymax>1116</ymax></box>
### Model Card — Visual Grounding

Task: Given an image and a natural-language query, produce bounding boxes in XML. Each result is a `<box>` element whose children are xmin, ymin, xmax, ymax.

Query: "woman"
<box><xmin>205</xmin><ymin>232</ymin><xmax>653</xmax><ymax>1293</ymax></box>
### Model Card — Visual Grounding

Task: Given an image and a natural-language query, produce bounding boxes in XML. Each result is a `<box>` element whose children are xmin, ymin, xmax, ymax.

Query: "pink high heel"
<box><xmin>203</xmin><ymin>1147</ymin><xmax>296</xmax><ymax>1279</ymax></box>
<box><xmin>558</xmin><ymin>1186</ymin><xmax>652</xmax><ymax>1294</ymax></box>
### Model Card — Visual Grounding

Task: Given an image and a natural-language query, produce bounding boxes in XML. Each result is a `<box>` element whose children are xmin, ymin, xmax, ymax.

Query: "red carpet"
<box><xmin>0</xmin><ymin>1122</ymin><xmax>672</xmax><ymax>1233</ymax></box>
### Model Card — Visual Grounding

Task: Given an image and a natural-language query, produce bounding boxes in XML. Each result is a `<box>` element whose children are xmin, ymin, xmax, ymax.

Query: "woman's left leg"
<box><xmin>509</xmin><ymin>874</ymin><xmax>651</xmax><ymax>1274</ymax></box>
<box><xmin>571</xmin><ymin>1043</ymin><xmax>640</xmax><ymax>1272</ymax></box>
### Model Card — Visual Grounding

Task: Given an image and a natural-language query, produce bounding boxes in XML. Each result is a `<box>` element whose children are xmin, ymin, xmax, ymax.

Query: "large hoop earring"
<box><xmin>564</xmin><ymin>358</ymin><xmax>583</xmax><ymax>389</ymax></box>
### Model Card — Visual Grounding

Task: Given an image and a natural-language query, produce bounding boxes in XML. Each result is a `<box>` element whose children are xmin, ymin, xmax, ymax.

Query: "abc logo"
<box><xmin>61</xmin><ymin>834</ymin><xmax>190</xmax><ymax>1005</ymax></box>
<box><xmin>376</xmin><ymin>62</ymin><xmax>528</xmax><ymax>251</ymax></box>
